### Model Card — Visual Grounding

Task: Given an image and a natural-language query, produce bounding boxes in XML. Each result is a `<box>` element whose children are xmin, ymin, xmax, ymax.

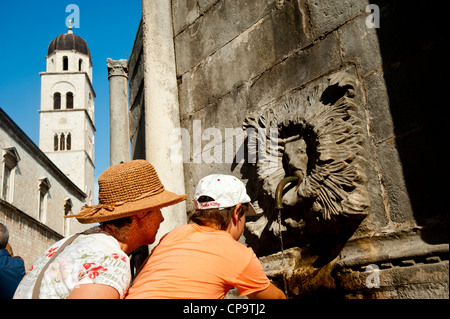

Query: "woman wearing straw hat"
<box><xmin>14</xmin><ymin>160</ymin><xmax>186</xmax><ymax>299</ymax></box>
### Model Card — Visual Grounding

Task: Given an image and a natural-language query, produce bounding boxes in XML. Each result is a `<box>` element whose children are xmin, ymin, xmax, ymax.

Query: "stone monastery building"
<box><xmin>0</xmin><ymin>26</ymin><xmax>94</xmax><ymax>269</ymax></box>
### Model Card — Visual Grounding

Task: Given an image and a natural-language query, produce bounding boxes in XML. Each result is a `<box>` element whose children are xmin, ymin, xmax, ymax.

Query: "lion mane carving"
<box><xmin>243</xmin><ymin>72</ymin><xmax>370</xmax><ymax>244</ymax></box>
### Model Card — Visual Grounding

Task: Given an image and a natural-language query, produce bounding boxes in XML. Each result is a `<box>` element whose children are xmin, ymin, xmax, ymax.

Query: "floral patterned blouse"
<box><xmin>13</xmin><ymin>229</ymin><xmax>131</xmax><ymax>299</ymax></box>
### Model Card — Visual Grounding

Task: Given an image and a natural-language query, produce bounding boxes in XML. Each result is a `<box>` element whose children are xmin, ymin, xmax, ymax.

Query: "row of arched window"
<box><xmin>53</xmin><ymin>92</ymin><xmax>73</xmax><ymax>110</ymax></box>
<box><xmin>54</xmin><ymin>133</ymin><xmax>72</xmax><ymax>151</ymax></box>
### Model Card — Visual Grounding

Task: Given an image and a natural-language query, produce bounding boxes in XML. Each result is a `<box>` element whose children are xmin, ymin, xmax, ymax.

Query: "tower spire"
<box><xmin>67</xmin><ymin>19</ymin><xmax>73</xmax><ymax>34</ymax></box>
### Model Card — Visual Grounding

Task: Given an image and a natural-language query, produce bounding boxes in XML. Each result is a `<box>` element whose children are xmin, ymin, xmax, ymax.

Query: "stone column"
<box><xmin>107</xmin><ymin>58</ymin><xmax>131</xmax><ymax>165</ymax></box>
<box><xmin>141</xmin><ymin>0</ymin><xmax>187</xmax><ymax>246</ymax></box>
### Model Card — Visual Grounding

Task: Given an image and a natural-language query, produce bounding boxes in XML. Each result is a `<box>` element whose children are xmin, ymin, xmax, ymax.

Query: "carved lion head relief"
<box><xmin>243</xmin><ymin>71</ymin><xmax>370</xmax><ymax>256</ymax></box>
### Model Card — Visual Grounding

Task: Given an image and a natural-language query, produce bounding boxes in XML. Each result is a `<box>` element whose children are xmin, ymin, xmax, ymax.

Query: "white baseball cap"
<box><xmin>194</xmin><ymin>174</ymin><xmax>257</xmax><ymax>216</ymax></box>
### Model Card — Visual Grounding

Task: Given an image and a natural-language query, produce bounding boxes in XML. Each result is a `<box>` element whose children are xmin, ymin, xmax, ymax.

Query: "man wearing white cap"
<box><xmin>126</xmin><ymin>174</ymin><xmax>286</xmax><ymax>299</ymax></box>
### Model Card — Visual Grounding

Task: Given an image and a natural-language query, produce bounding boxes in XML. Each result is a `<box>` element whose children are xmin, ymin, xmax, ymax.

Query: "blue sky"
<box><xmin>0</xmin><ymin>1</ymin><xmax>142</xmax><ymax>201</ymax></box>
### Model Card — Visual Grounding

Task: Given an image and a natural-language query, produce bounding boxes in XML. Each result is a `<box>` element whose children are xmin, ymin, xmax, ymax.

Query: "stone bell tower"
<box><xmin>38</xmin><ymin>25</ymin><xmax>95</xmax><ymax>205</ymax></box>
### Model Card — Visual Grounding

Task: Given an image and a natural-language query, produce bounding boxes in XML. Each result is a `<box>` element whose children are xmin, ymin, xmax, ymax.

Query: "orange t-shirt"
<box><xmin>126</xmin><ymin>223</ymin><xmax>270</xmax><ymax>299</ymax></box>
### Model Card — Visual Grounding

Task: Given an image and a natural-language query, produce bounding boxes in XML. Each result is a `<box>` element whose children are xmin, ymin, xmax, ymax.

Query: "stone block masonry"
<box><xmin>129</xmin><ymin>0</ymin><xmax>448</xmax><ymax>298</ymax></box>
<box><xmin>1</xmin><ymin>200</ymin><xmax>62</xmax><ymax>270</ymax></box>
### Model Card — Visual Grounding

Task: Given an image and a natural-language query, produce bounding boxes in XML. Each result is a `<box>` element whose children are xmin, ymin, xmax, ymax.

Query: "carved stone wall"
<box><xmin>129</xmin><ymin>0</ymin><xmax>449</xmax><ymax>298</ymax></box>
<box><xmin>243</xmin><ymin>70</ymin><xmax>370</xmax><ymax>255</ymax></box>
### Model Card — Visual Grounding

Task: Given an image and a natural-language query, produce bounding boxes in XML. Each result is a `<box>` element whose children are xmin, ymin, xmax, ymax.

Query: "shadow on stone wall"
<box><xmin>370</xmin><ymin>0</ymin><xmax>448</xmax><ymax>242</ymax></box>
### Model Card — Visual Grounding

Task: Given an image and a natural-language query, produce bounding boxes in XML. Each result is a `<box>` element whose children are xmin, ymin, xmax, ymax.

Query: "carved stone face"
<box><xmin>242</xmin><ymin>71</ymin><xmax>370</xmax><ymax>255</ymax></box>
<box><xmin>282</xmin><ymin>138</ymin><xmax>307</xmax><ymax>207</ymax></box>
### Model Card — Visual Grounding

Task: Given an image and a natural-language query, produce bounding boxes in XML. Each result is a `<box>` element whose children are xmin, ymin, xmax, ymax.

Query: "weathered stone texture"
<box><xmin>1</xmin><ymin>201</ymin><xmax>62</xmax><ymax>270</ymax></box>
<box><xmin>247</xmin><ymin>32</ymin><xmax>342</xmax><ymax>110</ymax></box>
<box><xmin>130</xmin><ymin>0</ymin><xmax>448</xmax><ymax>298</ymax></box>
<box><xmin>306</xmin><ymin>0</ymin><xmax>367</xmax><ymax>39</ymax></box>
<box><xmin>107</xmin><ymin>58</ymin><xmax>131</xmax><ymax>166</ymax></box>
<box><xmin>1</xmin><ymin>109</ymin><xmax>89</xmax><ymax>269</ymax></box>
<box><xmin>128</xmin><ymin>21</ymin><xmax>146</xmax><ymax>161</ymax></box>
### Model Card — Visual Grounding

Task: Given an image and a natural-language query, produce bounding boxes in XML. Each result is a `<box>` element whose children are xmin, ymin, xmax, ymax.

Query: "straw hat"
<box><xmin>66</xmin><ymin>160</ymin><xmax>187</xmax><ymax>224</ymax></box>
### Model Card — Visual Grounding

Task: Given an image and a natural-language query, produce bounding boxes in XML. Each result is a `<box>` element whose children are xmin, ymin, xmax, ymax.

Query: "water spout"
<box><xmin>275</xmin><ymin>176</ymin><xmax>299</xmax><ymax>210</ymax></box>
<box><xmin>274</xmin><ymin>176</ymin><xmax>299</xmax><ymax>298</ymax></box>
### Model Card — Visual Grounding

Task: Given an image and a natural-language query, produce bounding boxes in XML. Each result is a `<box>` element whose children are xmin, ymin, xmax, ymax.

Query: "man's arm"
<box><xmin>67</xmin><ymin>284</ymin><xmax>120</xmax><ymax>299</ymax></box>
<box><xmin>247</xmin><ymin>282</ymin><xmax>286</xmax><ymax>299</ymax></box>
